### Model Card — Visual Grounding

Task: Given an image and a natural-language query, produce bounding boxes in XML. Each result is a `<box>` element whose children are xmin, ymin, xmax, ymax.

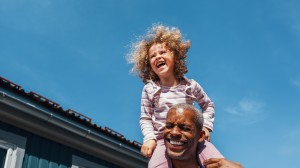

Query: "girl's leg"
<box><xmin>148</xmin><ymin>139</ymin><xmax>169</xmax><ymax>168</ymax></box>
<box><xmin>197</xmin><ymin>140</ymin><xmax>224</xmax><ymax>164</ymax></box>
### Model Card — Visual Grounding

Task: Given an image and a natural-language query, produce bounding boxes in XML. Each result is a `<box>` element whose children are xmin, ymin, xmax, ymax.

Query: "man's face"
<box><xmin>163</xmin><ymin>108</ymin><xmax>200</xmax><ymax>160</ymax></box>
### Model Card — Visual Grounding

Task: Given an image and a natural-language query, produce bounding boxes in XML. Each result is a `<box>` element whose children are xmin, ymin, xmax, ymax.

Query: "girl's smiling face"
<box><xmin>148</xmin><ymin>43</ymin><xmax>176</xmax><ymax>80</ymax></box>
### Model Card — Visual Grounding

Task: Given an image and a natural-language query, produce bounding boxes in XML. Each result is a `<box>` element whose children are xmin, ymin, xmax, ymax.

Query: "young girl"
<box><xmin>127</xmin><ymin>24</ymin><xmax>223</xmax><ymax>167</ymax></box>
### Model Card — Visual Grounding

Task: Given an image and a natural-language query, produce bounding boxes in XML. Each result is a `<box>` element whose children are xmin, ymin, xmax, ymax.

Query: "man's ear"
<box><xmin>197</xmin><ymin>130</ymin><xmax>206</xmax><ymax>142</ymax></box>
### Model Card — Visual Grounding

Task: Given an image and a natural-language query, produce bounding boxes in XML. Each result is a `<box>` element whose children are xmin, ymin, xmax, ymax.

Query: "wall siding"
<box><xmin>0</xmin><ymin>121</ymin><xmax>122</xmax><ymax>168</ymax></box>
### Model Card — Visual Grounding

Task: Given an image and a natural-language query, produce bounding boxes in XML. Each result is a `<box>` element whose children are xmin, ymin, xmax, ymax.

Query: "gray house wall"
<box><xmin>0</xmin><ymin>77</ymin><xmax>148</xmax><ymax>168</ymax></box>
<box><xmin>0</xmin><ymin>121</ymin><xmax>121</xmax><ymax>168</ymax></box>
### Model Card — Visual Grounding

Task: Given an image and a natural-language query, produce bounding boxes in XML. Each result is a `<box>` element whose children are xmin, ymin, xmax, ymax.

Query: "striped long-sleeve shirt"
<box><xmin>140</xmin><ymin>77</ymin><xmax>215</xmax><ymax>143</ymax></box>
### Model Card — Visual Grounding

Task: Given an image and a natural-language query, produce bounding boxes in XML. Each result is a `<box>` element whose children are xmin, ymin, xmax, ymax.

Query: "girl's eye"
<box><xmin>160</xmin><ymin>51</ymin><xmax>166</xmax><ymax>54</ymax></box>
<box><xmin>150</xmin><ymin>54</ymin><xmax>155</xmax><ymax>59</ymax></box>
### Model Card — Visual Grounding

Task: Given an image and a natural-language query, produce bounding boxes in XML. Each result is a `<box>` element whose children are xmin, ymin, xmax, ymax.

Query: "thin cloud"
<box><xmin>279</xmin><ymin>1</ymin><xmax>300</xmax><ymax>40</ymax></box>
<box><xmin>291</xmin><ymin>76</ymin><xmax>300</xmax><ymax>90</ymax></box>
<box><xmin>224</xmin><ymin>98</ymin><xmax>266</xmax><ymax>124</ymax></box>
<box><xmin>278</xmin><ymin>125</ymin><xmax>300</xmax><ymax>156</ymax></box>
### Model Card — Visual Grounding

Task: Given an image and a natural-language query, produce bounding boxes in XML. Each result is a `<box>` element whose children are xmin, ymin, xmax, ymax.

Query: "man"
<box><xmin>163</xmin><ymin>103</ymin><xmax>243</xmax><ymax>168</ymax></box>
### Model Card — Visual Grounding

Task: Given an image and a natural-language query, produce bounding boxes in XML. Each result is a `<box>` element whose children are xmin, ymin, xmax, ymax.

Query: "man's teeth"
<box><xmin>170</xmin><ymin>140</ymin><xmax>184</xmax><ymax>145</ymax></box>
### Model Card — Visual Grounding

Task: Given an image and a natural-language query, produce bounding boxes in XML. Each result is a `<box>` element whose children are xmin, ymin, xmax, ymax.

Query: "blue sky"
<box><xmin>1</xmin><ymin>0</ymin><xmax>300</xmax><ymax>167</ymax></box>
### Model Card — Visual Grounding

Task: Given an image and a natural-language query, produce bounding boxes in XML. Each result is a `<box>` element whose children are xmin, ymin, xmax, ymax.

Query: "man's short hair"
<box><xmin>169</xmin><ymin>103</ymin><xmax>204</xmax><ymax>130</ymax></box>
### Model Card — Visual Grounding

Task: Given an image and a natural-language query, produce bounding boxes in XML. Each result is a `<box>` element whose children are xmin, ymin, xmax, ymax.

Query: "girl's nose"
<box><xmin>156</xmin><ymin>54</ymin><xmax>162</xmax><ymax>60</ymax></box>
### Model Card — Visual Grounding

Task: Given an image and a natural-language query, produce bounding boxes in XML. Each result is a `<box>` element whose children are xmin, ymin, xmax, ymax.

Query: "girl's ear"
<box><xmin>197</xmin><ymin>130</ymin><xmax>206</xmax><ymax>142</ymax></box>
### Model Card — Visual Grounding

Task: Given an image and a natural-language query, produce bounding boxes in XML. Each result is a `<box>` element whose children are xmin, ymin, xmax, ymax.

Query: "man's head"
<box><xmin>164</xmin><ymin>103</ymin><xmax>205</xmax><ymax>160</ymax></box>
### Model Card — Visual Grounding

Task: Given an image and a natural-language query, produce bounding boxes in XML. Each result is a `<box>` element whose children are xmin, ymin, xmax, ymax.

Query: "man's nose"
<box><xmin>170</xmin><ymin>127</ymin><xmax>181</xmax><ymax>138</ymax></box>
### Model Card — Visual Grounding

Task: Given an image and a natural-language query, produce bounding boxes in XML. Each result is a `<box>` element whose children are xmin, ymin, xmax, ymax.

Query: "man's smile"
<box><xmin>166</xmin><ymin>138</ymin><xmax>187</xmax><ymax>146</ymax></box>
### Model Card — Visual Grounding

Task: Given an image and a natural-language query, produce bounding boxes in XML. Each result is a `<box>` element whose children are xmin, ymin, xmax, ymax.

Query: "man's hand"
<box><xmin>203</xmin><ymin>127</ymin><xmax>211</xmax><ymax>142</ymax></box>
<box><xmin>141</xmin><ymin>139</ymin><xmax>157</xmax><ymax>158</ymax></box>
<box><xmin>204</xmin><ymin>158</ymin><xmax>243</xmax><ymax>168</ymax></box>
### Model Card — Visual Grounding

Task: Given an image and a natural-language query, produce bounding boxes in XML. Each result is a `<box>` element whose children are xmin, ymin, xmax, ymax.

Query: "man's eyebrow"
<box><xmin>179</xmin><ymin>123</ymin><xmax>192</xmax><ymax>127</ymax></box>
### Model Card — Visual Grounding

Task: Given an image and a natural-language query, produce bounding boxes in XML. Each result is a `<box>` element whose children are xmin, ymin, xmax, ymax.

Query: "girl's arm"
<box><xmin>193</xmin><ymin>81</ymin><xmax>215</xmax><ymax>131</ymax></box>
<box><xmin>140</xmin><ymin>87</ymin><xmax>157</xmax><ymax>157</ymax></box>
<box><xmin>140</xmin><ymin>87</ymin><xmax>156</xmax><ymax>143</ymax></box>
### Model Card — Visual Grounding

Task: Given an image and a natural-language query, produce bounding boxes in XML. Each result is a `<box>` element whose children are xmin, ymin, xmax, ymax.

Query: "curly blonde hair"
<box><xmin>127</xmin><ymin>24</ymin><xmax>191</xmax><ymax>83</ymax></box>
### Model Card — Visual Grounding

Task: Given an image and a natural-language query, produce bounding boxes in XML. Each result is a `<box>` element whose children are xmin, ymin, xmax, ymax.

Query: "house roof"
<box><xmin>0</xmin><ymin>76</ymin><xmax>142</xmax><ymax>150</ymax></box>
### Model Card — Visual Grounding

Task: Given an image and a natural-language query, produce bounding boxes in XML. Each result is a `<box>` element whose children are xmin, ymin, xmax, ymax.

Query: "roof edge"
<box><xmin>0</xmin><ymin>91</ymin><xmax>148</xmax><ymax>167</ymax></box>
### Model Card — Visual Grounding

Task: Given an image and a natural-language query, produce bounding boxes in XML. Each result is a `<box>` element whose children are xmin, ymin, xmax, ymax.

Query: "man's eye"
<box><xmin>183</xmin><ymin>127</ymin><xmax>191</xmax><ymax>131</ymax></box>
<box><xmin>180</xmin><ymin>126</ymin><xmax>191</xmax><ymax>131</ymax></box>
<box><xmin>165</xmin><ymin>124</ymin><xmax>173</xmax><ymax>129</ymax></box>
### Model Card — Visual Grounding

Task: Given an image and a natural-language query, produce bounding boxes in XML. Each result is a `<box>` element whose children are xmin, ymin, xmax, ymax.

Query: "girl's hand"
<box><xmin>203</xmin><ymin>127</ymin><xmax>211</xmax><ymax>142</ymax></box>
<box><xmin>141</xmin><ymin>139</ymin><xmax>157</xmax><ymax>158</ymax></box>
